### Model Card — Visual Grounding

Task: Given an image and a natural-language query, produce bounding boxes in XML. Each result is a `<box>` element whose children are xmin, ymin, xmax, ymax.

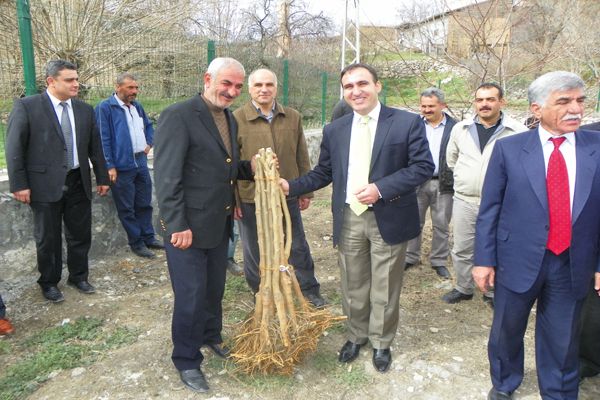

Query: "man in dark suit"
<box><xmin>474</xmin><ymin>71</ymin><xmax>600</xmax><ymax>400</ymax></box>
<box><xmin>5</xmin><ymin>60</ymin><xmax>109</xmax><ymax>303</ymax></box>
<box><xmin>153</xmin><ymin>57</ymin><xmax>253</xmax><ymax>393</ymax></box>
<box><xmin>281</xmin><ymin>63</ymin><xmax>434</xmax><ymax>373</ymax></box>
<box><xmin>405</xmin><ymin>87</ymin><xmax>456</xmax><ymax>278</ymax></box>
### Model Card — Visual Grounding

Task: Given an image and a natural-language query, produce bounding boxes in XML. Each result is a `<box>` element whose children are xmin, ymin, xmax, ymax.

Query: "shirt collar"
<box><xmin>46</xmin><ymin>90</ymin><xmax>71</xmax><ymax>108</ymax></box>
<box><xmin>538</xmin><ymin>124</ymin><xmax>575</xmax><ymax>146</ymax></box>
<box><xmin>474</xmin><ymin>111</ymin><xmax>503</xmax><ymax>129</ymax></box>
<box><xmin>113</xmin><ymin>93</ymin><xmax>130</xmax><ymax>108</ymax></box>
<box><xmin>422</xmin><ymin>114</ymin><xmax>447</xmax><ymax>128</ymax></box>
<box><xmin>252</xmin><ymin>100</ymin><xmax>276</xmax><ymax>120</ymax></box>
<box><xmin>353</xmin><ymin>101</ymin><xmax>381</xmax><ymax>124</ymax></box>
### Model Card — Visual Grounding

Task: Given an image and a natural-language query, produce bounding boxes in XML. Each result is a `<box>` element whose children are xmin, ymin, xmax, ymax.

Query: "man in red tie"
<box><xmin>473</xmin><ymin>71</ymin><xmax>600</xmax><ymax>400</ymax></box>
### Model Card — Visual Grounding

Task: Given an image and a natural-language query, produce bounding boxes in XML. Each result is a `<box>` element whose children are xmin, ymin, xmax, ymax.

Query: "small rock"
<box><xmin>103</xmin><ymin>276</ymin><xmax>111</xmax><ymax>281</ymax></box>
<box><xmin>429</xmin><ymin>327</ymin><xmax>439</xmax><ymax>333</ymax></box>
<box><xmin>413</xmin><ymin>373</ymin><xmax>423</xmax><ymax>382</ymax></box>
<box><xmin>47</xmin><ymin>370</ymin><xmax>60</xmax><ymax>379</ymax></box>
<box><xmin>452</xmin><ymin>356</ymin><xmax>464</xmax><ymax>362</ymax></box>
<box><xmin>295</xmin><ymin>374</ymin><xmax>304</xmax><ymax>381</ymax></box>
<box><xmin>322</xmin><ymin>235</ymin><xmax>331</xmax><ymax>241</ymax></box>
<box><xmin>327</xmin><ymin>275</ymin><xmax>335</xmax><ymax>281</ymax></box>
<box><xmin>61</xmin><ymin>319</ymin><xmax>70</xmax><ymax>326</ymax></box>
<box><xmin>407</xmin><ymin>386</ymin><xmax>415</xmax><ymax>393</ymax></box>
<box><xmin>444</xmin><ymin>309</ymin><xmax>452</xmax><ymax>313</ymax></box>
<box><xmin>71</xmin><ymin>367</ymin><xmax>86</xmax><ymax>377</ymax></box>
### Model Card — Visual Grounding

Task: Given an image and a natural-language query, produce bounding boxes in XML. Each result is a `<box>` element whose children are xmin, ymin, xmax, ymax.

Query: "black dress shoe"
<box><xmin>338</xmin><ymin>341</ymin><xmax>362</xmax><ymax>363</ymax></box>
<box><xmin>68</xmin><ymin>280</ymin><xmax>96</xmax><ymax>294</ymax></box>
<box><xmin>580</xmin><ymin>362</ymin><xmax>600</xmax><ymax>381</ymax></box>
<box><xmin>483</xmin><ymin>295</ymin><xmax>494</xmax><ymax>309</ymax></box>
<box><xmin>42</xmin><ymin>286</ymin><xmax>64</xmax><ymax>303</ymax></box>
<box><xmin>304</xmin><ymin>292</ymin><xmax>327</xmax><ymax>308</ymax></box>
<box><xmin>442</xmin><ymin>288</ymin><xmax>474</xmax><ymax>304</ymax></box>
<box><xmin>145</xmin><ymin>238</ymin><xmax>164</xmax><ymax>250</ymax></box>
<box><xmin>488</xmin><ymin>387</ymin><xmax>512</xmax><ymax>400</ymax></box>
<box><xmin>205</xmin><ymin>342</ymin><xmax>230</xmax><ymax>358</ymax></box>
<box><xmin>131</xmin><ymin>244</ymin><xmax>156</xmax><ymax>258</ymax></box>
<box><xmin>432</xmin><ymin>265</ymin><xmax>451</xmax><ymax>279</ymax></box>
<box><xmin>373</xmin><ymin>348</ymin><xmax>392</xmax><ymax>372</ymax></box>
<box><xmin>179</xmin><ymin>368</ymin><xmax>209</xmax><ymax>393</ymax></box>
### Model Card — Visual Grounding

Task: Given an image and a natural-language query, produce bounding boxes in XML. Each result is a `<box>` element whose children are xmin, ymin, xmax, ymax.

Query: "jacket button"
<box><xmin>230</xmin><ymin>180</ymin><xmax>234</xmax><ymax>185</ymax></box>
<box><xmin>226</xmin><ymin>158</ymin><xmax>232</xmax><ymax>163</ymax></box>
<box><xmin>225</xmin><ymin>205</ymin><xmax>231</xmax><ymax>210</ymax></box>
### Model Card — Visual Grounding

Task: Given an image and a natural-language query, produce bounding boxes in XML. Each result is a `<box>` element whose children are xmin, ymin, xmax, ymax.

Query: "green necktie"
<box><xmin>349</xmin><ymin>115</ymin><xmax>372</xmax><ymax>216</ymax></box>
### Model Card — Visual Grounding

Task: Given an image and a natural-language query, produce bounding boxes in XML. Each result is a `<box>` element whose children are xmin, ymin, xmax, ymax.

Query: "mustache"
<box><xmin>562</xmin><ymin>113</ymin><xmax>581</xmax><ymax>121</ymax></box>
<box><xmin>479</xmin><ymin>106</ymin><xmax>492</xmax><ymax>111</ymax></box>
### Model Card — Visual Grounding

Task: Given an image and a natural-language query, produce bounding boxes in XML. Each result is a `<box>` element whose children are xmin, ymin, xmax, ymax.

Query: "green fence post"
<box><xmin>17</xmin><ymin>0</ymin><xmax>36</xmax><ymax>96</ymax></box>
<box><xmin>207</xmin><ymin>40</ymin><xmax>216</xmax><ymax>65</ymax></box>
<box><xmin>282</xmin><ymin>59</ymin><xmax>289</xmax><ymax>106</ymax></box>
<box><xmin>321</xmin><ymin>72</ymin><xmax>327</xmax><ymax>126</ymax></box>
<box><xmin>596</xmin><ymin>86</ymin><xmax>600</xmax><ymax>113</ymax></box>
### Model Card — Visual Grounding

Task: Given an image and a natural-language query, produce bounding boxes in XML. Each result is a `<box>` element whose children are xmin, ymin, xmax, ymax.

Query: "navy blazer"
<box><xmin>289</xmin><ymin>104</ymin><xmax>434</xmax><ymax>246</ymax></box>
<box><xmin>6</xmin><ymin>93</ymin><xmax>109</xmax><ymax>202</ymax></box>
<box><xmin>474</xmin><ymin>128</ymin><xmax>600</xmax><ymax>299</ymax></box>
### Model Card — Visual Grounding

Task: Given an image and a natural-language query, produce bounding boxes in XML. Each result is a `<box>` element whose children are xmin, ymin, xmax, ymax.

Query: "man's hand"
<box><xmin>171</xmin><ymin>229</ymin><xmax>193</xmax><ymax>250</ymax></box>
<box><xmin>144</xmin><ymin>145</ymin><xmax>152</xmax><ymax>154</ymax></box>
<box><xmin>279</xmin><ymin>178</ymin><xmax>290</xmax><ymax>195</ymax></box>
<box><xmin>234</xmin><ymin>206</ymin><xmax>243</xmax><ymax>220</ymax></box>
<box><xmin>353</xmin><ymin>183</ymin><xmax>380</xmax><ymax>205</ymax></box>
<box><xmin>97</xmin><ymin>185</ymin><xmax>110</xmax><ymax>196</ymax></box>
<box><xmin>473</xmin><ymin>266</ymin><xmax>495</xmax><ymax>293</ymax></box>
<box><xmin>108</xmin><ymin>168</ymin><xmax>117</xmax><ymax>184</ymax></box>
<box><xmin>298</xmin><ymin>196</ymin><xmax>311</xmax><ymax>211</ymax></box>
<box><xmin>12</xmin><ymin>189</ymin><xmax>31</xmax><ymax>204</ymax></box>
<box><xmin>595</xmin><ymin>272</ymin><xmax>600</xmax><ymax>296</ymax></box>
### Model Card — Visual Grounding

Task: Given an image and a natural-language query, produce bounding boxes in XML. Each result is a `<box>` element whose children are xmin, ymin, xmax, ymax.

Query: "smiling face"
<box><xmin>203</xmin><ymin>66</ymin><xmax>245</xmax><ymax>109</ymax></box>
<box><xmin>474</xmin><ymin>86</ymin><xmax>505</xmax><ymax>124</ymax></box>
<box><xmin>420</xmin><ymin>95</ymin><xmax>446</xmax><ymax>124</ymax></box>
<box><xmin>47</xmin><ymin>68</ymin><xmax>79</xmax><ymax>101</ymax></box>
<box><xmin>249</xmin><ymin>69</ymin><xmax>277</xmax><ymax>108</ymax></box>
<box><xmin>531</xmin><ymin>88</ymin><xmax>585</xmax><ymax>135</ymax></box>
<box><xmin>341</xmin><ymin>67</ymin><xmax>382</xmax><ymax>116</ymax></box>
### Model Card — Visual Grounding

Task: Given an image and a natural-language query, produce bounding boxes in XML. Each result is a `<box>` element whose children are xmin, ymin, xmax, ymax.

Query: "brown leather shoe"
<box><xmin>0</xmin><ymin>318</ymin><xmax>14</xmax><ymax>335</ymax></box>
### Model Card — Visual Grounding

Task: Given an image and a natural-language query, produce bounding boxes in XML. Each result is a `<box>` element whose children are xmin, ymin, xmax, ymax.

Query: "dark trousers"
<box><xmin>489</xmin><ymin>250</ymin><xmax>584</xmax><ymax>399</ymax></box>
<box><xmin>239</xmin><ymin>199</ymin><xmax>320</xmax><ymax>294</ymax></box>
<box><xmin>580</xmin><ymin>285</ymin><xmax>600</xmax><ymax>374</ymax></box>
<box><xmin>0</xmin><ymin>294</ymin><xmax>5</xmax><ymax>319</ymax></box>
<box><xmin>30</xmin><ymin>169</ymin><xmax>91</xmax><ymax>288</ymax></box>
<box><xmin>111</xmin><ymin>154</ymin><xmax>155</xmax><ymax>248</ymax></box>
<box><xmin>165</xmin><ymin>221</ymin><xmax>229</xmax><ymax>371</ymax></box>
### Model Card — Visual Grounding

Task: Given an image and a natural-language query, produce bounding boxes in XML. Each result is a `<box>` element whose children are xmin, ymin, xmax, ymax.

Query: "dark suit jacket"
<box><xmin>289</xmin><ymin>104</ymin><xmax>434</xmax><ymax>246</ymax></box>
<box><xmin>474</xmin><ymin>128</ymin><xmax>600</xmax><ymax>299</ymax></box>
<box><xmin>581</xmin><ymin>121</ymin><xmax>600</xmax><ymax>131</ymax></box>
<box><xmin>5</xmin><ymin>92</ymin><xmax>109</xmax><ymax>202</ymax></box>
<box><xmin>153</xmin><ymin>95</ymin><xmax>253</xmax><ymax>249</ymax></box>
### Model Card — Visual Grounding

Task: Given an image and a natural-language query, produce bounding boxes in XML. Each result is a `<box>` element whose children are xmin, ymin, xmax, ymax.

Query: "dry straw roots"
<box><xmin>229</xmin><ymin>148</ymin><xmax>344</xmax><ymax>375</ymax></box>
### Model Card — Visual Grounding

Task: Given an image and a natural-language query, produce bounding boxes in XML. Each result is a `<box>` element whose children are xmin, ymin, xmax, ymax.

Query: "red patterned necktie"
<box><xmin>546</xmin><ymin>136</ymin><xmax>571</xmax><ymax>255</ymax></box>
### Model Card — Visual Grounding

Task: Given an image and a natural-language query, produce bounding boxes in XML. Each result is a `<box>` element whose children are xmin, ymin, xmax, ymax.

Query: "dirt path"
<box><xmin>1</xmin><ymin>187</ymin><xmax>599</xmax><ymax>399</ymax></box>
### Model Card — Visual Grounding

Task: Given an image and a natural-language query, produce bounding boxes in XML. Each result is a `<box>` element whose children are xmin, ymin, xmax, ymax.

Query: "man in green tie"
<box><xmin>281</xmin><ymin>63</ymin><xmax>434</xmax><ymax>373</ymax></box>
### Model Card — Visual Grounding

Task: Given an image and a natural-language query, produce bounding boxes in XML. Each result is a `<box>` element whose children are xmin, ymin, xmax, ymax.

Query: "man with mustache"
<box><xmin>95</xmin><ymin>73</ymin><xmax>163</xmax><ymax>259</ymax></box>
<box><xmin>405</xmin><ymin>88</ymin><xmax>456</xmax><ymax>279</ymax></box>
<box><xmin>153</xmin><ymin>58</ymin><xmax>253</xmax><ymax>393</ymax></box>
<box><xmin>443</xmin><ymin>83</ymin><xmax>526</xmax><ymax>307</ymax></box>
<box><xmin>474</xmin><ymin>71</ymin><xmax>600</xmax><ymax>400</ymax></box>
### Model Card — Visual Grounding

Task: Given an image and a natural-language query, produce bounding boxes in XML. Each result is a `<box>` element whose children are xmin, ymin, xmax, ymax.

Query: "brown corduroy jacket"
<box><xmin>233</xmin><ymin>101</ymin><xmax>313</xmax><ymax>203</ymax></box>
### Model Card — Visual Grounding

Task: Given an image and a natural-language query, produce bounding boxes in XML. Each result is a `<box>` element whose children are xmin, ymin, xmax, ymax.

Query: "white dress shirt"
<box><xmin>114</xmin><ymin>94</ymin><xmax>148</xmax><ymax>153</ymax></box>
<box><xmin>345</xmin><ymin>102</ymin><xmax>381</xmax><ymax>204</ymax></box>
<box><xmin>538</xmin><ymin>126</ymin><xmax>576</xmax><ymax>212</ymax></box>
<box><xmin>47</xmin><ymin>90</ymin><xmax>79</xmax><ymax>168</ymax></box>
<box><xmin>424</xmin><ymin>116</ymin><xmax>447</xmax><ymax>176</ymax></box>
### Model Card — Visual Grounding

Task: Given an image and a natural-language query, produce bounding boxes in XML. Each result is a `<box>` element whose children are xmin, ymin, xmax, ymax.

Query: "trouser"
<box><xmin>337</xmin><ymin>206</ymin><xmax>407</xmax><ymax>349</ymax></box>
<box><xmin>579</xmin><ymin>284</ymin><xmax>600</xmax><ymax>375</ymax></box>
<box><xmin>0</xmin><ymin>294</ymin><xmax>5</xmax><ymax>319</ymax></box>
<box><xmin>405</xmin><ymin>179</ymin><xmax>453</xmax><ymax>266</ymax></box>
<box><xmin>227</xmin><ymin>220</ymin><xmax>240</xmax><ymax>260</ymax></box>
<box><xmin>451</xmin><ymin>197</ymin><xmax>492</xmax><ymax>298</ymax></box>
<box><xmin>489</xmin><ymin>250</ymin><xmax>584</xmax><ymax>399</ymax></box>
<box><xmin>239</xmin><ymin>200</ymin><xmax>320</xmax><ymax>295</ymax></box>
<box><xmin>165</xmin><ymin>220</ymin><xmax>229</xmax><ymax>371</ymax></box>
<box><xmin>111</xmin><ymin>153</ymin><xmax>155</xmax><ymax>248</ymax></box>
<box><xmin>30</xmin><ymin>169</ymin><xmax>91</xmax><ymax>288</ymax></box>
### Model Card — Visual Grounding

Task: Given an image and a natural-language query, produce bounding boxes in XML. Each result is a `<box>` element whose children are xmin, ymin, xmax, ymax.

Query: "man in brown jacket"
<box><xmin>233</xmin><ymin>68</ymin><xmax>324</xmax><ymax>307</ymax></box>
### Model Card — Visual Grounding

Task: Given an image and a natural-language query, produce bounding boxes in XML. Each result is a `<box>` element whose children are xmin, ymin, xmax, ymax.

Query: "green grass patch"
<box><xmin>310</xmin><ymin>199</ymin><xmax>331</xmax><ymax>208</ymax></box>
<box><xmin>310</xmin><ymin>351</ymin><xmax>369</xmax><ymax>388</ymax></box>
<box><xmin>223</xmin><ymin>275</ymin><xmax>252</xmax><ymax>303</ymax></box>
<box><xmin>235</xmin><ymin>372</ymin><xmax>295</xmax><ymax>390</ymax></box>
<box><xmin>0</xmin><ymin>340</ymin><xmax>11</xmax><ymax>355</ymax></box>
<box><xmin>0</xmin><ymin>317</ymin><xmax>138</xmax><ymax>400</ymax></box>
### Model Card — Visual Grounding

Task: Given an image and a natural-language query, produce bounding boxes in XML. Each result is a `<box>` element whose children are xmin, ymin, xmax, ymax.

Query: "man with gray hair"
<box><xmin>405</xmin><ymin>88</ymin><xmax>456</xmax><ymax>279</ymax></box>
<box><xmin>474</xmin><ymin>71</ymin><xmax>600</xmax><ymax>400</ymax></box>
<box><xmin>154</xmin><ymin>57</ymin><xmax>254</xmax><ymax>393</ymax></box>
<box><xmin>95</xmin><ymin>73</ymin><xmax>163</xmax><ymax>258</ymax></box>
<box><xmin>233</xmin><ymin>68</ymin><xmax>324</xmax><ymax>307</ymax></box>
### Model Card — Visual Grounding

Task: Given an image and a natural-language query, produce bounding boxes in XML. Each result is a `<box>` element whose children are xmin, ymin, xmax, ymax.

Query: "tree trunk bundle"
<box><xmin>229</xmin><ymin>148</ymin><xmax>344</xmax><ymax>375</ymax></box>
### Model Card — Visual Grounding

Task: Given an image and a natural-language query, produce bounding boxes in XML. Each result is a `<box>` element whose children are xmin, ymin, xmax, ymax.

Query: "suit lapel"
<box><xmin>522</xmin><ymin>129</ymin><xmax>548</xmax><ymax>212</ymax></box>
<box><xmin>370</xmin><ymin>106</ymin><xmax>393</xmax><ymax>172</ymax></box>
<box><xmin>41</xmin><ymin>93</ymin><xmax>66</xmax><ymax>145</ymax></box>
<box><xmin>72</xmin><ymin>99</ymin><xmax>85</xmax><ymax>156</ymax></box>
<box><xmin>572</xmin><ymin>130</ymin><xmax>596</xmax><ymax>224</ymax></box>
<box><xmin>194</xmin><ymin>96</ymin><xmax>229</xmax><ymax>155</ymax></box>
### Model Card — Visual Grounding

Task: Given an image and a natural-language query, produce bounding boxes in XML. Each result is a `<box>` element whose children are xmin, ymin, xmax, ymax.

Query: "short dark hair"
<box><xmin>476</xmin><ymin>82</ymin><xmax>503</xmax><ymax>99</ymax></box>
<box><xmin>340</xmin><ymin>63</ymin><xmax>379</xmax><ymax>84</ymax></box>
<box><xmin>45</xmin><ymin>60</ymin><xmax>77</xmax><ymax>79</ymax></box>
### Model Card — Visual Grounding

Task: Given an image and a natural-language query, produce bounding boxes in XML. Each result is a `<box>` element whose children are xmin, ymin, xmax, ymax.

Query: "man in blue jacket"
<box><xmin>96</xmin><ymin>73</ymin><xmax>163</xmax><ymax>258</ymax></box>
